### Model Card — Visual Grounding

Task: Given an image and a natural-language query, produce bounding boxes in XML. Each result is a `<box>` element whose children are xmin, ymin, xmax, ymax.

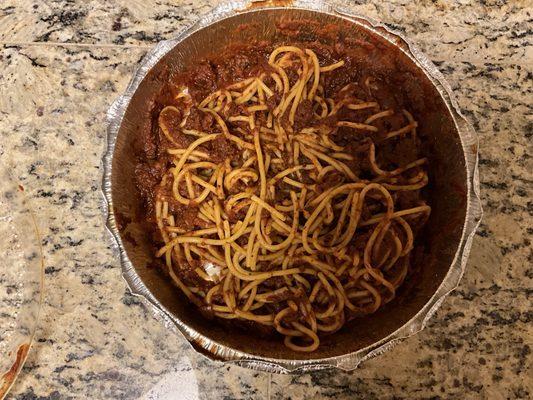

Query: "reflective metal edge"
<box><xmin>102</xmin><ymin>0</ymin><xmax>482</xmax><ymax>373</ymax></box>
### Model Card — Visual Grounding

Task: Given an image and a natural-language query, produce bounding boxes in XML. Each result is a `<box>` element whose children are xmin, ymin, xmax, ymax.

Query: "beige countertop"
<box><xmin>0</xmin><ymin>0</ymin><xmax>531</xmax><ymax>399</ymax></box>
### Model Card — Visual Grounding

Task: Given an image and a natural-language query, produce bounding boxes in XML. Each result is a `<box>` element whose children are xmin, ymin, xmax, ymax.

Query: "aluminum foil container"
<box><xmin>102</xmin><ymin>0</ymin><xmax>482</xmax><ymax>373</ymax></box>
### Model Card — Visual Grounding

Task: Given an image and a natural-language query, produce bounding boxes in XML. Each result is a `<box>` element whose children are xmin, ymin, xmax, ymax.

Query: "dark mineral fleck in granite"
<box><xmin>0</xmin><ymin>0</ymin><xmax>531</xmax><ymax>399</ymax></box>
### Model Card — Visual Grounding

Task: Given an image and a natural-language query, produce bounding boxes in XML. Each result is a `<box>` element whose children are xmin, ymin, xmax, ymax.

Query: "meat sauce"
<box><xmin>133</xmin><ymin>19</ymin><xmax>433</xmax><ymax>334</ymax></box>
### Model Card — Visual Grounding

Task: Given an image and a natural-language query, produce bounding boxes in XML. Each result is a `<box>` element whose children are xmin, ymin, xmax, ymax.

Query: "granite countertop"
<box><xmin>0</xmin><ymin>0</ymin><xmax>531</xmax><ymax>399</ymax></box>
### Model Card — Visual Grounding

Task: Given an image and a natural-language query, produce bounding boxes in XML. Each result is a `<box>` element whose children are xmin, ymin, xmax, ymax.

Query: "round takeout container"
<box><xmin>102</xmin><ymin>0</ymin><xmax>482</xmax><ymax>373</ymax></box>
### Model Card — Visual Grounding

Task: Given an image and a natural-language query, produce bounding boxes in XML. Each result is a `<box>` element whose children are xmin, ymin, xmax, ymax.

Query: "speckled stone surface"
<box><xmin>0</xmin><ymin>1</ymin><xmax>531</xmax><ymax>399</ymax></box>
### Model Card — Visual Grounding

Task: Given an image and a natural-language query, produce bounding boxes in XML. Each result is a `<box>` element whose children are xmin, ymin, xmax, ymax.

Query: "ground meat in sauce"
<box><xmin>138</xmin><ymin>122</ymin><xmax>158</xmax><ymax>160</ymax></box>
<box><xmin>265</xmin><ymin>92</ymin><xmax>281</xmax><ymax>111</ymax></box>
<box><xmin>183</xmin><ymin>107</ymin><xmax>216</xmax><ymax>133</ymax></box>
<box><xmin>158</xmin><ymin>107</ymin><xmax>192</xmax><ymax>147</ymax></box>
<box><xmin>204</xmin><ymin>135</ymin><xmax>240</xmax><ymax>164</ymax></box>
<box><xmin>317</xmin><ymin>170</ymin><xmax>345</xmax><ymax>191</ymax></box>
<box><xmin>216</xmin><ymin>53</ymin><xmax>252</xmax><ymax>83</ymax></box>
<box><xmin>135</xmin><ymin>162</ymin><xmax>165</xmax><ymax>214</ymax></box>
<box><xmin>132</xmin><ymin>20</ymin><xmax>433</xmax><ymax>340</ymax></box>
<box><xmin>188</xmin><ymin>62</ymin><xmax>218</xmax><ymax>102</ymax></box>
<box><xmin>293</xmin><ymin>99</ymin><xmax>315</xmax><ymax>131</ymax></box>
<box><xmin>176</xmin><ymin>204</ymin><xmax>208</xmax><ymax>230</ymax></box>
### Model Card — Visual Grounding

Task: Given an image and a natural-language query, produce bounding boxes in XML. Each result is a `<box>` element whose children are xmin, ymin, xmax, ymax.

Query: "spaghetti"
<box><xmin>143</xmin><ymin>45</ymin><xmax>431</xmax><ymax>352</ymax></box>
